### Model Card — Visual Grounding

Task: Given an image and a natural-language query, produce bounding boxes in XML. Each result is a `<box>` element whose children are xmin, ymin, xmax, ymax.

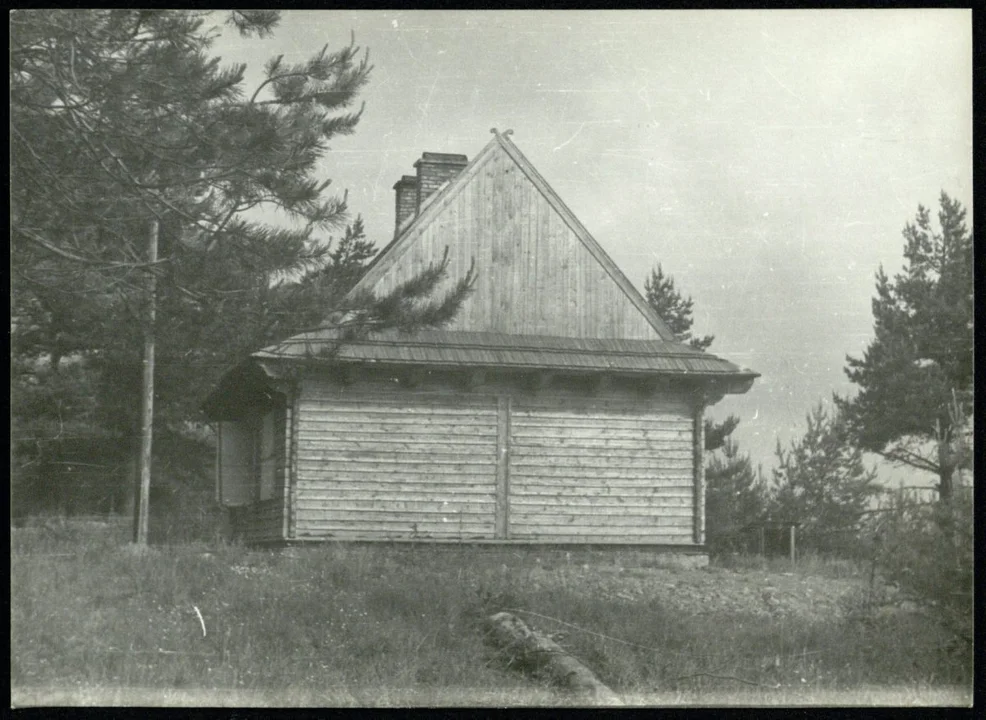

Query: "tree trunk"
<box><xmin>937</xmin><ymin>434</ymin><xmax>953</xmax><ymax>502</ymax></box>
<box><xmin>133</xmin><ymin>217</ymin><xmax>158</xmax><ymax>545</ymax></box>
<box><xmin>483</xmin><ymin>612</ymin><xmax>622</xmax><ymax>705</ymax></box>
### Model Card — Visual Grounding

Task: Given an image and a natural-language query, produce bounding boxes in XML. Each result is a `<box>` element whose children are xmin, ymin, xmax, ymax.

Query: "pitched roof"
<box><xmin>254</xmin><ymin>328</ymin><xmax>759</xmax><ymax>380</ymax></box>
<box><xmin>255</xmin><ymin>130</ymin><xmax>758</xmax><ymax>388</ymax></box>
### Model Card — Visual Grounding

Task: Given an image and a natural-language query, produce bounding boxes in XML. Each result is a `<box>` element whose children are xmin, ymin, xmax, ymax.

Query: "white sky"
<box><xmin>213</xmin><ymin>10</ymin><xmax>972</xmax><ymax>483</ymax></box>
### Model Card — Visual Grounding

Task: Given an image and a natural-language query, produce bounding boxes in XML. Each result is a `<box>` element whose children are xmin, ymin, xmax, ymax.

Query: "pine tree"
<box><xmin>837</xmin><ymin>193</ymin><xmax>973</xmax><ymax>500</ymax></box>
<box><xmin>644</xmin><ymin>265</ymin><xmax>715</xmax><ymax>351</ymax></box>
<box><xmin>770</xmin><ymin>401</ymin><xmax>881</xmax><ymax>555</ymax></box>
<box><xmin>705</xmin><ymin>438</ymin><xmax>766</xmax><ymax>552</ymax></box>
<box><xmin>10</xmin><ymin>10</ymin><xmax>474</xmax><ymax>523</ymax></box>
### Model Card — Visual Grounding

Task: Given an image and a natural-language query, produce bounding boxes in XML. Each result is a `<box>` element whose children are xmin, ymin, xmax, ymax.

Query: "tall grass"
<box><xmin>711</xmin><ymin>550</ymin><xmax>865</xmax><ymax>580</ymax></box>
<box><xmin>11</xmin><ymin>520</ymin><xmax>972</xmax><ymax>706</ymax></box>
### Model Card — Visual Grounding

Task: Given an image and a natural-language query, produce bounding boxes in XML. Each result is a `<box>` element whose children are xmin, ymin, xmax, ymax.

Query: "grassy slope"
<box><xmin>11</xmin><ymin>520</ymin><xmax>972</xmax><ymax>707</ymax></box>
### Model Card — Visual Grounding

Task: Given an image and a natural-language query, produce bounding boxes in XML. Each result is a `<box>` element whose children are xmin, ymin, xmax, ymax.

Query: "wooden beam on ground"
<box><xmin>483</xmin><ymin>612</ymin><xmax>622</xmax><ymax>706</ymax></box>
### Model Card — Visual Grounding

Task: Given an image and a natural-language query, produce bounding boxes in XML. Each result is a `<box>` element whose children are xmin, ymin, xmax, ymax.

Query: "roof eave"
<box><xmin>250</xmin><ymin>349</ymin><xmax>759</xmax><ymax>381</ymax></box>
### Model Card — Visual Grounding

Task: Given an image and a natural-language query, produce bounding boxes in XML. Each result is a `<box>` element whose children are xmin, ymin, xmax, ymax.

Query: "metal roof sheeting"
<box><xmin>254</xmin><ymin>328</ymin><xmax>758</xmax><ymax>379</ymax></box>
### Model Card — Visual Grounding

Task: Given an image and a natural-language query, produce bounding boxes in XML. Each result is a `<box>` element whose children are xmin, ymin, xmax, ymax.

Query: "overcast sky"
<box><xmin>214</xmin><ymin>10</ymin><xmax>972</xmax><ymax>482</ymax></box>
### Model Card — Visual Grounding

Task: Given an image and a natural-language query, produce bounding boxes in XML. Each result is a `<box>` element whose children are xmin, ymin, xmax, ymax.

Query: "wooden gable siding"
<box><xmin>368</xmin><ymin>144</ymin><xmax>662</xmax><ymax>340</ymax></box>
<box><xmin>291</xmin><ymin>372</ymin><xmax>701</xmax><ymax>545</ymax></box>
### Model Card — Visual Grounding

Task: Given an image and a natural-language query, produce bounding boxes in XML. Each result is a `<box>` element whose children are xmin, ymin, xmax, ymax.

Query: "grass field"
<box><xmin>10</xmin><ymin>518</ymin><xmax>973</xmax><ymax>707</ymax></box>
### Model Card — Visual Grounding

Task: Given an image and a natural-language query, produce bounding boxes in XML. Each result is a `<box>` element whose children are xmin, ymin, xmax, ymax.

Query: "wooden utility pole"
<box><xmin>133</xmin><ymin>217</ymin><xmax>159</xmax><ymax>545</ymax></box>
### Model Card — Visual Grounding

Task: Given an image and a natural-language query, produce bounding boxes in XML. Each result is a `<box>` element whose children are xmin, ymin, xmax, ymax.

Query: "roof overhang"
<box><xmin>250</xmin><ymin>329</ymin><xmax>760</xmax><ymax>394</ymax></box>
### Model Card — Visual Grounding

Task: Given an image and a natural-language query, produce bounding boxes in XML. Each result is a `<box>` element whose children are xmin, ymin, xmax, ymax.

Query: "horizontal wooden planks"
<box><xmin>298</xmin><ymin>404</ymin><xmax>499</xmax><ymax>419</ymax></box>
<box><xmin>296</xmin><ymin>499</ymin><xmax>494</xmax><ymax>514</ymax></box>
<box><xmin>292</xmin><ymin>378</ymin><xmax>702</xmax><ymax>546</ymax></box>
<box><xmin>294</xmin><ymin>520</ymin><xmax>492</xmax><ymax>535</ymax></box>
<box><xmin>511</xmin><ymin>452</ymin><xmax>693</xmax><ymax>470</ymax></box>
<box><xmin>297</xmin><ymin>452</ymin><xmax>494</xmax><ymax>465</ymax></box>
<box><xmin>297</xmin><ymin>496</ymin><xmax>493</xmax><ymax>509</ymax></box>
<box><xmin>511</xmin><ymin>486</ymin><xmax>693</xmax><ymax>498</ymax></box>
<box><xmin>510</xmin><ymin>512</ymin><xmax>692</xmax><ymax>526</ymax></box>
<box><xmin>295</xmin><ymin>383</ymin><xmax>498</xmax><ymax>541</ymax></box>
<box><xmin>510</xmin><ymin>430</ymin><xmax>690</xmax><ymax>445</ymax></box>
<box><xmin>509</xmin><ymin>398</ymin><xmax>695</xmax><ymax>542</ymax></box>
<box><xmin>295</xmin><ymin>474</ymin><xmax>495</xmax><ymax>487</ymax></box>
<box><xmin>505</xmin><ymin>532</ymin><xmax>694</xmax><ymax>544</ymax></box>
<box><xmin>511</xmin><ymin>496</ymin><xmax>692</xmax><ymax>510</ymax></box>
<box><xmin>512</xmin><ymin>414</ymin><xmax>690</xmax><ymax>429</ymax></box>
<box><xmin>509</xmin><ymin>466</ymin><xmax>693</xmax><ymax>480</ymax></box>
<box><xmin>512</xmin><ymin>525</ymin><xmax>691</xmax><ymax>538</ymax></box>
<box><xmin>297</xmin><ymin>438</ymin><xmax>494</xmax><ymax>452</ymax></box>
<box><xmin>511</xmin><ymin>403</ymin><xmax>691</xmax><ymax>418</ymax></box>
<box><xmin>297</xmin><ymin>463</ymin><xmax>493</xmax><ymax>480</ymax></box>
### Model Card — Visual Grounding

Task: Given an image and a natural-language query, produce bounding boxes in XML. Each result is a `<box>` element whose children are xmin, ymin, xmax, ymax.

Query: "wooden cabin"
<box><xmin>203</xmin><ymin>129</ymin><xmax>758</xmax><ymax>552</ymax></box>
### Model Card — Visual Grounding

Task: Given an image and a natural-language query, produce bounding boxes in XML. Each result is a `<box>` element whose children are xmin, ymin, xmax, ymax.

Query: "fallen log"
<box><xmin>483</xmin><ymin>611</ymin><xmax>622</xmax><ymax>705</ymax></box>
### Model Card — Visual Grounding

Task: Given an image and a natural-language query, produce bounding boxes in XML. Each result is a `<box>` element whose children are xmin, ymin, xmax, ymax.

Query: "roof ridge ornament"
<box><xmin>490</xmin><ymin>128</ymin><xmax>514</xmax><ymax>138</ymax></box>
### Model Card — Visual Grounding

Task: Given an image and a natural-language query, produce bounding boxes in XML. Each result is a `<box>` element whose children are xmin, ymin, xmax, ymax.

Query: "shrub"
<box><xmin>869</xmin><ymin>488</ymin><xmax>973</xmax><ymax>648</ymax></box>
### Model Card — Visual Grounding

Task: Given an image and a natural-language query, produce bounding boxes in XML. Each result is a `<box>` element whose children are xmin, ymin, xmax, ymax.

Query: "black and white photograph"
<box><xmin>10</xmin><ymin>9</ymin><xmax>972</xmax><ymax>708</ymax></box>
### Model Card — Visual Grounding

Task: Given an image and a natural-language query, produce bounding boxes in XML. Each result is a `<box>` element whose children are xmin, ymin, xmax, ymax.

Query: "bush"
<box><xmin>870</xmin><ymin>488</ymin><xmax>973</xmax><ymax>647</ymax></box>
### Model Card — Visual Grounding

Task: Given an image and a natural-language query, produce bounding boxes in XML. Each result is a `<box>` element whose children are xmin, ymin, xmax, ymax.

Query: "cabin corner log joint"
<box><xmin>204</xmin><ymin>131</ymin><xmax>759</xmax><ymax>550</ymax></box>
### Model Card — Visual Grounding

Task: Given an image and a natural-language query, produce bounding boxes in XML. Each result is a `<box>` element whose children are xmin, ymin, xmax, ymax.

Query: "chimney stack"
<box><xmin>414</xmin><ymin>152</ymin><xmax>468</xmax><ymax>210</ymax></box>
<box><xmin>393</xmin><ymin>152</ymin><xmax>468</xmax><ymax>238</ymax></box>
<box><xmin>393</xmin><ymin>175</ymin><xmax>418</xmax><ymax>236</ymax></box>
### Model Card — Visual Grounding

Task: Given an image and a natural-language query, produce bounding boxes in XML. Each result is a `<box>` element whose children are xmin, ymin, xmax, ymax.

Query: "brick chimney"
<box><xmin>393</xmin><ymin>152</ymin><xmax>468</xmax><ymax>237</ymax></box>
<box><xmin>393</xmin><ymin>175</ymin><xmax>418</xmax><ymax>236</ymax></box>
<box><xmin>414</xmin><ymin>152</ymin><xmax>468</xmax><ymax>210</ymax></box>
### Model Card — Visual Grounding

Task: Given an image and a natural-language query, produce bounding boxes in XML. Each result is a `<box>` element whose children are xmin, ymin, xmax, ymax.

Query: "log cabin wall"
<box><xmin>290</xmin><ymin>369</ymin><xmax>699</xmax><ymax>545</ymax></box>
<box><xmin>508</xmin><ymin>388</ymin><xmax>695</xmax><ymax>544</ymax></box>
<box><xmin>293</xmin><ymin>374</ymin><xmax>500</xmax><ymax>541</ymax></box>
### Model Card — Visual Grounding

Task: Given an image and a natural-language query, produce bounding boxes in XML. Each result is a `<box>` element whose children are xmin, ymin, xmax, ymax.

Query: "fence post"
<box><xmin>789</xmin><ymin>524</ymin><xmax>796</xmax><ymax>565</ymax></box>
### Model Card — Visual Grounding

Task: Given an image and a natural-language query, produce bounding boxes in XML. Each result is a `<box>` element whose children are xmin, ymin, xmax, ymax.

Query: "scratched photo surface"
<box><xmin>11</xmin><ymin>9</ymin><xmax>972</xmax><ymax>709</ymax></box>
